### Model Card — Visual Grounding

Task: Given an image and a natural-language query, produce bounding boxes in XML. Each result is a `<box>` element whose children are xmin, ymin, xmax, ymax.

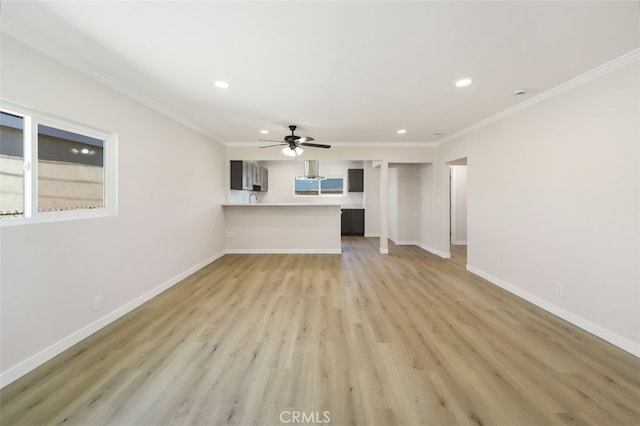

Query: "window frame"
<box><xmin>0</xmin><ymin>100</ymin><xmax>118</xmax><ymax>226</ymax></box>
<box><xmin>293</xmin><ymin>176</ymin><xmax>345</xmax><ymax>197</ymax></box>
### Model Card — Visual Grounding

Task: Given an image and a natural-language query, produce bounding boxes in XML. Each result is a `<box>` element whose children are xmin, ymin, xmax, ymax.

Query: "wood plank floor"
<box><xmin>2</xmin><ymin>238</ymin><xmax>639</xmax><ymax>425</ymax></box>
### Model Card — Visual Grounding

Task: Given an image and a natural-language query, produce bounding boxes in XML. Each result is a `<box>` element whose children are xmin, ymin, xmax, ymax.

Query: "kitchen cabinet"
<box><xmin>261</xmin><ymin>167</ymin><xmax>268</xmax><ymax>192</ymax></box>
<box><xmin>341</xmin><ymin>208</ymin><xmax>365</xmax><ymax>236</ymax></box>
<box><xmin>230</xmin><ymin>160</ymin><xmax>249</xmax><ymax>190</ymax></box>
<box><xmin>348</xmin><ymin>168</ymin><xmax>364</xmax><ymax>192</ymax></box>
<box><xmin>244</xmin><ymin>162</ymin><xmax>255</xmax><ymax>189</ymax></box>
<box><xmin>230</xmin><ymin>161</ymin><xmax>269</xmax><ymax>192</ymax></box>
<box><xmin>252</xmin><ymin>162</ymin><xmax>262</xmax><ymax>187</ymax></box>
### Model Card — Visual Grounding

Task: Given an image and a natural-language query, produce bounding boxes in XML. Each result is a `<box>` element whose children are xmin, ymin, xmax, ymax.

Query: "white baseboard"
<box><xmin>364</xmin><ymin>233</ymin><xmax>380</xmax><ymax>238</ymax></box>
<box><xmin>466</xmin><ymin>264</ymin><xmax>640</xmax><ymax>358</ymax></box>
<box><xmin>0</xmin><ymin>250</ymin><xmax>227</xmax><ymax>389</ymax></box>
<box><xmin>225</xmin><ymin>248</ymin><xmax>341</xmax><ymax>254</ymax></box>
<box><xmin>417</xmin><ymin>242</ymin><xmax>451</xmax><ymax>259</ymax></box>
<box><xmin>394</xmin><ymin>240</ymin><xmax>417</xmax><ymax>246</ymax></box>
<box><xmin>451</xmin><ymin>240</ymin><xmax>467</xmax><ymax>245</ymax></box>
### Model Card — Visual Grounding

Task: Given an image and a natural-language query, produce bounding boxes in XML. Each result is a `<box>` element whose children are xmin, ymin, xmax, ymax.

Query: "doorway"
<box><xmin>448</xmin><ymin>158</ymin><xmax>467</xmax><ymax>264</ymax></box>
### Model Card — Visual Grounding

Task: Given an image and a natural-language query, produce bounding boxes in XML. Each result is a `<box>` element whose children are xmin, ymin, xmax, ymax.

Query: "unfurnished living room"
<box><xmin>0</xmin><ymin>1</ymin><xmax>638</xmax><ymax>425</ymax></box>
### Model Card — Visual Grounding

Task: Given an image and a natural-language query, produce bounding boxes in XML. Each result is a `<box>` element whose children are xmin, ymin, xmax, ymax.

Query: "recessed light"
<box><xmin>80</xmin><ymin>148</ymin><xmax>90</xmax><ymax>154</ymax></box>
<box><xmin>432</xmin><ymin>132</ymin><xmax>444</xmax><ymax>137</ymax></box>
<box><xmin>513</xmin><ymin>88</ymin><xmax>527</xmax><ymax>96</ymax></box>
<box><xmin>455</xmin><ymin>78</ymin><xmax>472</xmax><ymax>87</ymax></box>
<box><xmin>214</xmin><ymin>80</ymin><xmax>230</xmax><ymax>89</ymax></box>
<box><xmin>260</xmin><ymin>129</ymin><xmax>269</xmax><ymax>134</ymax></box>
<box><xmin>397</xmin><ymin>129</ymin><xmax>407</xmax><ymax>134</ymax></box>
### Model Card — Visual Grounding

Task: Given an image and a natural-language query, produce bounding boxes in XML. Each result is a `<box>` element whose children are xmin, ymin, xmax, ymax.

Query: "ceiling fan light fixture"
<box><xmin>282</xmin><ymin>147</ymin><xmax>295</xmax><ymax>157</ymax></box>
<box><xmin>282</xmin><ymin>146</ymin><xmax>303</xmax><ymax>157</ymax></box>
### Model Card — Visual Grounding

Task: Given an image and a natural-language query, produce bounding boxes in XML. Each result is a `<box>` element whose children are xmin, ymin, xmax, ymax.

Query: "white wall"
<box><xmin>450</xmin><ymin>165</ymin><xmax>468</xmax><ymax>245</ymax></box>
<box><xmin>417</xmin><ymin>164</ymin><xmax>439</xmax><ymax>255</ymax></box>
<box><xmin>364</xmin><ymin>161</ymin><xmax>381</xmax><ymax>237</ymax></box>
<box><xmin>388</xmin><ymin>164</ymin><xmax>421</xmax><ymax>245</ymax></box>
<box><xmin>399</xmin><ymin>165</ymin><xmax>420</xmax><ymax>244</ymax></box>
<box><xmin>435</xmin><ymin>60</ymin><xmax>640</xmax><ymax>353</ymax></box>
<box><xmin>0</xmin><ymin>35</ymin><xmax>227</xmax><ymax>385</ymax></box>
<box><xmin>388</xmin><ymin>168</ymin><xmax>399</xmax><ymax>242</ymax></box>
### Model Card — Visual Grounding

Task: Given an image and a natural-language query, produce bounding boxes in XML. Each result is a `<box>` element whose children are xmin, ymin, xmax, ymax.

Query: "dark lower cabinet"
<box><xmin>341</xmin><ymin>209</ymin><xmax>365</xmax><ymax>236</ymax></box>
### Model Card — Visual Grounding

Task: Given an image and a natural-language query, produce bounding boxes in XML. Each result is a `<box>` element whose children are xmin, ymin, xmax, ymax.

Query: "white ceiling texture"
<box><xmin>2</xmin><ymin>1</ymin><xmax>638</xmax><ymax>146</ymax></box>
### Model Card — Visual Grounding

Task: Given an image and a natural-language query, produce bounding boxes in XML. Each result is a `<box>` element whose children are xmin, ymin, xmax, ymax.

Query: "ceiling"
<box><xmin>2</xmin><ymin>1</ymin><xmax>638</xmax><ymax>146</ymax></box>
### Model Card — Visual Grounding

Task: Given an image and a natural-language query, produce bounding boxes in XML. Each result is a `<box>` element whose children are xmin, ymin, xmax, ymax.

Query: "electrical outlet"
<box><xmin>226</xmin><ymin>231</ymin><xmax>234</xmax><ymax>239</ymax></box>
<box><xmin>94</xmin><ymin>295</ymin><xmax>103</xmax><ymax>311</ymax></box>
<box><xmin>555</xmin><ymin>283</ymin><xmax>564</xmax><ymax>297</ymax></box>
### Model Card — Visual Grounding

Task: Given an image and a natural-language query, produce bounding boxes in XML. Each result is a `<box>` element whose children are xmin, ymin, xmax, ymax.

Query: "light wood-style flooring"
<box><xmin>1</xmin><ymin>238</ymin><xmax>639</xmax><ymax>425</ymax></box>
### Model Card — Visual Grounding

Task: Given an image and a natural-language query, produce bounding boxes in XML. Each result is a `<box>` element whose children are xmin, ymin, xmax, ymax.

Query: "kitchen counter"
<box><xmin>222</xmin><ymin>203</ymin><xmax>342</xmax><ymax>207</ymax></box>
<box><xmin>222</xmin><ymin>203</ymin><xmax>341</xmax><ymax>254</ymax></box>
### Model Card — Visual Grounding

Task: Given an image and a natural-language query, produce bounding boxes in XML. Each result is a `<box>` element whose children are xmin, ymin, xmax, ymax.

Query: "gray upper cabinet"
<box><xmin>252</xmin><ymin>162</ymin><xmax>261</xmax><ymax>187</ymax></box>
<box><xmin>348</xmin><ymin>168</ymin><xmax>364</xmax><ymax>192</ymax></box>
<box><xmin>230</xmin><ymin>161</ymin><xmax>269</xmax><ymax>192</ymax></box>
<box><xmin>261</xmin><ymin>167</ymin><xmax>268</xmax><ymax>192</ymax></box>
<box><xmin>242</xmin><ymin>161</ymin><xmax>253</xmax><ymax>190</ymax></box>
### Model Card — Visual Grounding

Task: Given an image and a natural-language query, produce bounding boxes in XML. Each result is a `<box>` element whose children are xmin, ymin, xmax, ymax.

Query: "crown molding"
<box><xmin>1</xmin><ymin>17</ymin><xmax>216</xmax><ymax>142</ymax></box>
<box><xmin>329</xmin><ymin>141</ymin><xmax>438</xmax><ymax>148</ymax></box>
<box><xmin>226</xmin><ymin>141</ymin><xmax>438</xmax><ymax>148</ymax></box>
<box><xmin>436</xmin><ymin>48</ymin><xmax>640</xmax><ymax>147</ymax></box>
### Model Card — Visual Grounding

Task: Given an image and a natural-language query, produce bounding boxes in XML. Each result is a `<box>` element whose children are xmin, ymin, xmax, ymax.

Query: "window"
<box><xmin>0</xmin><ymin>112</ymin><xmax>25</xmax><ymax>218</ymax></box>
<box><xmin>37</xmin><ymin>124</ymin><xmax>105</xmax><ymax>212</ymax></box>
<box><xmin>294</xmin><ymin>177</ymin><xmax>344</xmax><ymax>196</ymax></box>
<box><xmin>0</xmin><ymin>102</ymin><xmax>117</xmax><ymax>224</ymax></box>
<box><xmin>320</xmin><ymin>177</ymin><xmax>344</xmax><ymax>195</ymax></box>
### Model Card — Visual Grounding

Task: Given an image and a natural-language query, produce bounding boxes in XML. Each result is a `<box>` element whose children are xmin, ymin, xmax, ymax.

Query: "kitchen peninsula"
<box><xmin>221</xmin><ymin>203</ymin><xmax>342</xmax><ymax>254</ymax></box>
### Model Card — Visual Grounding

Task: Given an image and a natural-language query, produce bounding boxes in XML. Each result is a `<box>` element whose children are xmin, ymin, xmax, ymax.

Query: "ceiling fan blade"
<box><xmin>300</xmin><ymin>142</ymin><xmax>331</xmax><ymax>149</ymax></box>
<box><xmin>261</xmin><ymin>126</ymin><xmax>320</xmax><ymax>148</ymax></box>
<box><xmin>259</xmin><ymin>143</ymin><xmax>287</xmax><ymax>148</ymax></box>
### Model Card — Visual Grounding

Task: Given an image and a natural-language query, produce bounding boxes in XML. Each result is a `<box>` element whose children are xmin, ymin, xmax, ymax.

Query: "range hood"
<box><xmin>297</xmin><ymin>160</ymin><xmax>326</xmax><ymax>180</ymax></box>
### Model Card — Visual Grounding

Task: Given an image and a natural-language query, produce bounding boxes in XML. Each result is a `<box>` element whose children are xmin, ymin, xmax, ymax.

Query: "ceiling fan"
<box><xmin>260</xmin><ymin>125</ymin><xmax>331</xmax><ymax>157</ymax></box>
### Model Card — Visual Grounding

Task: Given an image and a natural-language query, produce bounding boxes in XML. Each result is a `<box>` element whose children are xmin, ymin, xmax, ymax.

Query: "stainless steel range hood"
<box><xmin>297</xmin><ymin>160</ymin><xmax>326</xmax><ymax>180</ymax></box>
<box><xmin>305</xmin><ymin>160</ymin><xmax>321</xmax><ymax>178</ymax></box>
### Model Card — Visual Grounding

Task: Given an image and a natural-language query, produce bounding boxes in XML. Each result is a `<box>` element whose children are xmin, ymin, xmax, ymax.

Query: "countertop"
<box><xmin>222</xmin><ymin>203</ymin><xmax>343</xmax><ymax>207</ymax></box>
